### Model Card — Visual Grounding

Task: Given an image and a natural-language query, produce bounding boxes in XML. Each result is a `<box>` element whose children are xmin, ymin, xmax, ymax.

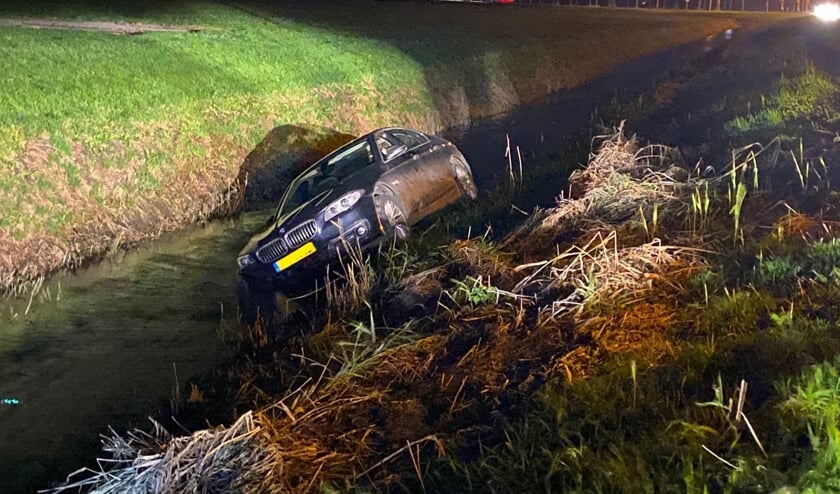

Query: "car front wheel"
<box><xmin>374</xmin><ymin>185</ymin><xmax>410</xmax><ymax>241</ymax></box>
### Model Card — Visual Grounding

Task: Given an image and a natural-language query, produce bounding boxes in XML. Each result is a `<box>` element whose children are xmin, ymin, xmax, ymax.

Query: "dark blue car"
<box><xmin>236</xmin><ymin>127</ymin><xmax>477</xmax><ymax>292</ymax></box>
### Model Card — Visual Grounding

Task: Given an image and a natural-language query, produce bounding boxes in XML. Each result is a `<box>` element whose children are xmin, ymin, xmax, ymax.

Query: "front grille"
<box><xmin>285</xmin><ymin>220</ymin><xmax>318</xmax><ymax>249</ymax></box>
<box><xmin>255</xmin><ymin>238</ymin><xmax>288</xmax><ymax>263</ymax></box>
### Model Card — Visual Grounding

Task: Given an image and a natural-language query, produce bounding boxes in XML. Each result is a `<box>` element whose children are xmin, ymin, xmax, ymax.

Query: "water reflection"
<box><xmin>0</xmin><ymin>212</ymin><xmax>265</xmax><ymax>493</ymax></box>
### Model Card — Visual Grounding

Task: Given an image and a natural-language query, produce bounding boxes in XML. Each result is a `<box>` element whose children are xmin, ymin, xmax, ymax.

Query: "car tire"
<box><xmin>374</xmin><ymin>185</ymin><xmax>410</xmax><ymax>241</ymax></box>
<box><xmin>383</xmin><ymin>196</ymin><xmax>410</xmax><ymax>240</ymax></box>
<box><xmin>451</xmin><ymin>153</ymin><xmax>478</xmax><ymax>200</ymax></box>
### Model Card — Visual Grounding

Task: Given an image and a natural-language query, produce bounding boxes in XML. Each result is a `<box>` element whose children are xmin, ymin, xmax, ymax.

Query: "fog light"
<box><xmin>356</xmin><ymin>225</ymin><xmax>368</xmax><ymax>237</ymax></box>
<box><xmin>237</xmin><ymin>254</ymin><xmax>255</xmax><ymax>270</ymax></box>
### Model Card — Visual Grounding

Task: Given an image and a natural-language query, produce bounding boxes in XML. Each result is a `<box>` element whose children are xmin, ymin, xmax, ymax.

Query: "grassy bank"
<box><xmin>424</xmin><ymin>21</ymin><xmax>840</xmax><ymax>492</ymax></box>
<box><xmin>0</xmin><ymin>0</ymin><xmax>763</xmax><ymax>292</ymax></box>
<box><xmin>47</xmin><ymin>15</ymin><xmax>840</xmax><ymax>493</ymax></box>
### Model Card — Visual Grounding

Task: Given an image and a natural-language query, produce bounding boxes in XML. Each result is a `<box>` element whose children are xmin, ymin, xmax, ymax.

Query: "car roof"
<box><xmin>305</xmin><ymin>127</ymin><xmax>429</xmax><ymax>171</ymax></box>
<box><xmin>372</xmin><ymin>127</ymin><xmax>428</xmax><ymax>136</ymax></box>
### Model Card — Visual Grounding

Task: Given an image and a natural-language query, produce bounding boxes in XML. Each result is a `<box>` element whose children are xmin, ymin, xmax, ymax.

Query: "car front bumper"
<box><xmin>238</xmin><ymin>198</ymin><xmax>383</xmax><ymax>290</ymax></box>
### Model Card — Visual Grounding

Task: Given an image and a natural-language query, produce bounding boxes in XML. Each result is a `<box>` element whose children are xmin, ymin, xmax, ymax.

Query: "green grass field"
<box><xmin>0</xmin><ymin>0</ymin><xmax>763</xmax><ymax>291</ymax></box>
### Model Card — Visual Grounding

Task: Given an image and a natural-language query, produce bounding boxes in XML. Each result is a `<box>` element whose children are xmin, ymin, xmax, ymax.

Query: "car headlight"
<box><xmin>237</xmin><ymin>254</ymin><xmax>256</xmax><ymax>270</ymax></box>
<box><xmin>322</xmin><ymin>190</ymin><xmax>363</xmax><ymax>223</ymax></box>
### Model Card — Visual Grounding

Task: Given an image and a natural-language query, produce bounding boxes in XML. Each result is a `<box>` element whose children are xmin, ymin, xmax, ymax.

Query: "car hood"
<box><xmin>275</xmin><ymin>170</ymin><xmax>378</xmax><ymax>228</ymax></box>
<box><xmin>274</xmin><ymin>189</ymin><xmax>333</xmax><ymax>229</ymax></box>
<box><xmin>238</xmin><ymin>192</ymin><xmax>331</xmax><ymax>257</ymax></box>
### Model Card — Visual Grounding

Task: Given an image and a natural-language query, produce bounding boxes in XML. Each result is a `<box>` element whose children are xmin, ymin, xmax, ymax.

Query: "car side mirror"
<box><xmin>383</xmin><ymin>144</ymin><xmax>407</xmax><ymax>162</ymax></box>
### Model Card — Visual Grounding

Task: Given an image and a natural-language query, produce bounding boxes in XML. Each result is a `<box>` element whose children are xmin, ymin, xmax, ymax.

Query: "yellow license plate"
<box><xmin>274</xmin><ymin>242</ymin><xmax>317</xmax><ymax>272</ymax></box>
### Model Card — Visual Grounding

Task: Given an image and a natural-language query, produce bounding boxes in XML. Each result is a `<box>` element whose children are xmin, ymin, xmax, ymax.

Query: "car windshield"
<box><xmin>275</xmin><ymin>138</ymin><xmax>374</xmax><ymax>219</ymax></box>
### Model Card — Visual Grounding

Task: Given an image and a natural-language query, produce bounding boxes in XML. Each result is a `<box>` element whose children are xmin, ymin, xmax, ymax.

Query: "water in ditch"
<box><xmin>0</xmin><ymin>212</ymin><xmax>266</xmax><ymax>492</ymax></box>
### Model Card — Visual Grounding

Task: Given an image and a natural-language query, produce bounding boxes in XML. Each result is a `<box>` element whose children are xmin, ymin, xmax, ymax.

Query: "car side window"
<box><xmin>376</xmin><ymin>135</ymin><xmax>400</xmax><ymax>158</ymax></box>
<box><xmin>388</xmin><ymin>129</ymin><xmax>427</xmax><ymax>150</ymax></box>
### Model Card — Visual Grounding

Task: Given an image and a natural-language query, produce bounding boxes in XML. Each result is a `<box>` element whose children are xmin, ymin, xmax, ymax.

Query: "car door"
<box><xmin>376</xmin><ymin>129</ymin><xmax>460</xmax><ymax>225</ymax></box>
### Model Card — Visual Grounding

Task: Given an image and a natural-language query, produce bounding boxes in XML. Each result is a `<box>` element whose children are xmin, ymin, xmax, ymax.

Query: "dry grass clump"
<box><xmin>514</xmin><ymin>126</ymin><xmax>693</xmax><ymax>258</ymax></box>
<box><xmin>761</xmin><ymin>210</ymin><xmax>840</xmax><ymax>244</ymax></box>
<box><xmin>580</xmin><ymin>302</ymin><xmax>683</xmax><ymax>363</ymax></box>
<box><xmin>323</xmin><ymin>241</ymin><xmax>376</xmax><ymax>317</ymax></box>
<box><xmin>54</xmin><ymin>412</ymin><xmax>276</xmax><ymax>494</ymax></box>
<box><xmin>253</xmin><ymin>381</ymin><xmax>387</xmax><ymax>490</ymax></box>
<box><xmin>564</xmin><ymin>126</ymin><xmax>688</xmax><ymax>221</ymax></box>
<box><xmin>514</xmin><ymin>231</ymin><xmax>706</xmax><ymax>319</ymax></box>
<box><xmin>566</xmin><ymin>125</ymin><xmax>641</xmax><ymax>197</ymax></box>
<box><xmin>772</xmin><ymin>211</ymin><xmax>820</xmax><ymax>239</ymax></box>
<box><xmin>543</xmin><ymin>343</ymin><xmax>606</xmax><ymax>383</ymax></box>
<box><xmin>445</xmin><ymin>237</ymin><xmax>518</xmax><ymax>289</ymax></box>
<box><xmin>228</xmin><ymin>330</ymin><xmax>453</xmax><ymax>491</ymax></box>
